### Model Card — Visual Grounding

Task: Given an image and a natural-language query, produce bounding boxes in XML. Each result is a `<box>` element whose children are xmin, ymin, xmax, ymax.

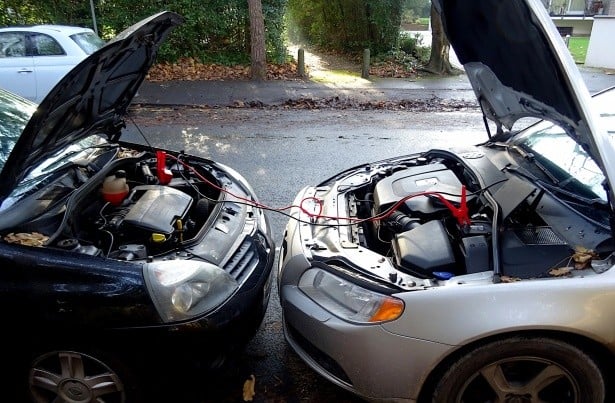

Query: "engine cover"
<box><xmin>122</xmin><ymin>185</ymin><xmax>192</xmax><ymax>234</ymax></box>
<box><xmin>373</xmin><ymin>163</ymin><xmax>463</xmax><ymax>216</ymax></box>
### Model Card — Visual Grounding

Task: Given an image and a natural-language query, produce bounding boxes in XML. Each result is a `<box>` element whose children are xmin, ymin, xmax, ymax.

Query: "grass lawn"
<box><xmin>567</xmin><ymin>36</ymin><xmax>589</xmax><ymax>64</ymax></box>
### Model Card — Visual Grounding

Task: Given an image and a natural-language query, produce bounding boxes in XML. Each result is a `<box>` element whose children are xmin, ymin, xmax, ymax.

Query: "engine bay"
<box><xmin>343</xmin><ymin>152</ymin><xmax>613</xmax><ymax>280</ymax></box>
<box><xmin>3</xmin><ymin>146</ymin><xmax>227</xmax><ymax>261</ymax></box>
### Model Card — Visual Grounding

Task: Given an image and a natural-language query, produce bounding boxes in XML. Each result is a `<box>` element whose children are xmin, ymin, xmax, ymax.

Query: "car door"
<box><xmin>0</xmin><ymin>32</ymin><xmax>36</xmax><ymax>101</ymax></box>
<box><xmin>29</xmin><ymin>32</ymin><xmax>83</xmax><ymax>102</ymax></box>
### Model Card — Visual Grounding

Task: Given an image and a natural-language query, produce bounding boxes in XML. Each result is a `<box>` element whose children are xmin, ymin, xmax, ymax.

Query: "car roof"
<box><xmin>0</xmin><ymin>25</ymin><xmax>95</xmax><ymax>35</ymax></box>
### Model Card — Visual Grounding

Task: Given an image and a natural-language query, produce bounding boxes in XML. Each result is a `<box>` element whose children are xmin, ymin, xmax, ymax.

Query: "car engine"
<box><xmin>89</xmin><ymin>184</ymin><xmax>194</xmax><ymax>260</ymax></box>
<box><xmin>3</xmin><ymin>147</ymin><xmax>226</xmax><ymax>261</ymax></box>
<box><xmin>344</xmin><ymin>153</ymin><xmax>613</xmax><ymax>279</ymax></box>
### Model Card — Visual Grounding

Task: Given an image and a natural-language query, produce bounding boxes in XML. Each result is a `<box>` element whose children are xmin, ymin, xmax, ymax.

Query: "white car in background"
<box><xmin>0</xmin><ymin>24</ymin><xmax>104</xmax><ymax>102</ymax></box>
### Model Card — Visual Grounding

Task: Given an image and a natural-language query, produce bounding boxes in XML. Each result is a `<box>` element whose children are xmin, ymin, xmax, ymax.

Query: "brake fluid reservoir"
<box><xmin>102</xmin><ymin>170</ymin><xmax>129</xmax><ymax>205</ymax></box>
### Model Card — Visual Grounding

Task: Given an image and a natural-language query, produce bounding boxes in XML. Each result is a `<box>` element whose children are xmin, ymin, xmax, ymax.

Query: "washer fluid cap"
<box><xmin>433</xmin><ymin>271</ymin><xmax>454</xmax><ymax>280</ymax></box>
<box><xmin>102</xmin><ymin>171</ymin><xmax>130</xmax><ymax>205</ymax></box>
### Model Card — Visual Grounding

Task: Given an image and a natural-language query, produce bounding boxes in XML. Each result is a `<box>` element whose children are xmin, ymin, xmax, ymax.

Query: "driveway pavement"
<box><xmin>135</xmin><ymin>65</ymin><xmax>615</xmax><ymax>107</ymax></box>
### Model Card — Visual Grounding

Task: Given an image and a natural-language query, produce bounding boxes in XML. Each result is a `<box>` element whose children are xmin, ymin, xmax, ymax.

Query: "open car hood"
<box><xmin>0</xmin><ymin>11</ymin><xmax>183</xmax><ymax>202</ymax></box>
<box><xmin>433</xmin><ymin>0</ymin><xmax>614</xmax><ymax>186</ymax></box>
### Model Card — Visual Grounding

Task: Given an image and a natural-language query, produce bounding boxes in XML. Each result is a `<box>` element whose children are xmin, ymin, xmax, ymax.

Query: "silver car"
<box><xmin>277</xmin><ymin>0</ymin><xmax>615</xmax><ymax>402</ymax></box>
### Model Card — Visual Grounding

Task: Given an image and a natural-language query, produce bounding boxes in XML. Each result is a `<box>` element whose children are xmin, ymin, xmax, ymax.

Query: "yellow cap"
<box><xmin>151</xmin><ymin>233</ymin><xmax>166</xmax><ymax>243</ymax></box>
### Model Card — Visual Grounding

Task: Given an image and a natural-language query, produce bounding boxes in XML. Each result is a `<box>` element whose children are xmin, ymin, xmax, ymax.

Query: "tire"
<box><xmin>432</xmin><ymin>337</ymin><xmax>605</xmax><ymax>403</ymax></box>
<box><xmin>27</xmin><ymin>349</ymin><xmax>136</xmax><ymax>403</ymax></box>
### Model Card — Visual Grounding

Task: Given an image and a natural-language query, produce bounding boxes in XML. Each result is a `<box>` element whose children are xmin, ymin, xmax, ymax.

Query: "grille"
<box><xmin>514</xmin><ymin>227</ymin><xmax>567</xmax><ymax>245</ymax></box>
<box><xmin>223</xmin><ymin>238</ymin><xmax>259</xmax><ymax>283</ymax></box>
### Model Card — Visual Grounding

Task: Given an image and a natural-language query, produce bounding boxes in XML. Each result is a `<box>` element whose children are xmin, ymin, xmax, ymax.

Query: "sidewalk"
<box><xmin>134</xmin><ymin>65</ymin><xmax>615</xmax><ymax>108</ymax></box>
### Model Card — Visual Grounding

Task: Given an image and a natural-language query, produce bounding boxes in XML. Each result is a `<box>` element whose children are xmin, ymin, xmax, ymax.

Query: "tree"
<box><xmin>248</xmin><ymin>0</ymin><xmax>267</xmax><ymax>80</ymax></box>
<box><xmin>423</xmin><ymin>3</ymin><xmax>460</xmax><ymax>75</ymax></box>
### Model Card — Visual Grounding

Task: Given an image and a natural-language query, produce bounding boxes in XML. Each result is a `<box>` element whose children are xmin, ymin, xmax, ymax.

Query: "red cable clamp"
<box><xmin>156</xmin><ymin>150</ymin><xmax>173</xmax><ymax>185</ymax></box>
<box><xmin>432</xmin><ymin>185</ymin><xmax>471</xmax><ymax>226</ymax></box>
<box><xmin>453</xmin><ymin>185</ymin><xmax>470</xmax><ymax>226</ymax></box>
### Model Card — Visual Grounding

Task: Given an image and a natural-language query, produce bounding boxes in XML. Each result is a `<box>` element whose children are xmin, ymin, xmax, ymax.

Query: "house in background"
<box><xmin>585</xmin><ymin>3</ymin><xmax>615</xmax><ymax>69</ymax></box>
<box><xmin>540</xmin><ymin>0</ymin><xmax>614</xmax><ymax>69</ymax></box>
<box><xmin>543</xmin><ymin>0</ymin><xmax>607</xmax><ymax>35</ymax></box>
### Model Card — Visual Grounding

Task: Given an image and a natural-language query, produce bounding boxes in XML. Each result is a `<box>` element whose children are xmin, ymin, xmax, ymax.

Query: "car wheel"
<box><xmin>432</xmin><ymin>337</ymin><xmax>605</xmax><ymax>403</ymax></box>
<box><xmin>28</xmin><ymin>350</ymin><xmax>128</xmax><ymax>403</ymax></box>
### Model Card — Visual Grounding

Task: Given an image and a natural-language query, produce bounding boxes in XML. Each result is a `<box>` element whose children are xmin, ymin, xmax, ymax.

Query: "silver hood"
<box><xmin>0</xmin><ymin>11</ymin><xmax>183</xmax><ymax>203</ymax></box>
<box><xmin>433</xmin><ymin>0</ymin><xmax>614</xmax><ymax>190</ymax></box>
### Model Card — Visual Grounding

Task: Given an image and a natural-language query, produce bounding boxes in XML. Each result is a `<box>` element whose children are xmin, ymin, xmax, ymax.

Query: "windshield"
<box><xmin>0</xmin><ymin>90</ymin><xmax>37</xmax><ymax>171</ymax></box>
<box><xmin>515</xmin><ymin>121</ymin><xmax>606</xmax><ymax>200</ymax></box>
<box><xmin>71</xmin><ymin>32</ymin><xmax>105</xmax><ymax>55</ymax></box>
<box><xmin>0</xmin><ymin>135</ymin><xmax>110</xmax><ymax>212</ymax></box>
<box><xmin>512</xmin><ymin>87</ymin><xmax>615</xmax><ymax>203</ymax></box>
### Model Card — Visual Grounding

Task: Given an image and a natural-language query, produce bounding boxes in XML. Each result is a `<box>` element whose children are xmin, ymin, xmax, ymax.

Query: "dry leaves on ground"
<box><xmin>146</xmin><ymin>56</ymin><xmax>420</xmax><ymax>82</ymax></box>
<box><xmin>147</xmin><ymin>58</ymin><xmax>302</xmax><ymax>81</ymax></box>
<box><xmin>369</xmin><ymin>60</ymin><xmax>419</xmax><ymax>78</ymax></box>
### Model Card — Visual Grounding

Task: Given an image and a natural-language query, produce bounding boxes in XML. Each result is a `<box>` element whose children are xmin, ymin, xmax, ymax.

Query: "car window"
<box><xmin>31</xmin><ymin>33</ymin><xmax>65</xmax><ymax>56</ymax></box>
<box><xmin>71</xmin><ymin>32</ymin><xmax>105</xmax><ymax>55</ymax></box>
<box><xmin>0</xmin><ymin>90</ymin><xmax>36</xmax><ymax>172</ymax></box>
<box><xmin>0</xmin><ymin>32</ymin><xmax>26</xmax><ymax>57</ymax></box>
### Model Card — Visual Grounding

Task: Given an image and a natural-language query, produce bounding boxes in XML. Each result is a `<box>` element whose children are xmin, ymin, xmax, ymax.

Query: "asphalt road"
<box><xmin>135</xmin><ymin>65</ymin><xmax>615</xmax><ymax>108</ymax></box>
<box><xmin>125</xmin><ymin>106</ymin><xmax>487</xmax><ymax>403</ymax></box>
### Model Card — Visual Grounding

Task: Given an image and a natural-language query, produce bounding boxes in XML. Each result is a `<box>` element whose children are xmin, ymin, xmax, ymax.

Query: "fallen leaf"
<box><xmin>243</xmin><ymin>374</ymin><xmax>256</xmax><ymax>402</ymax></box>
<box><xmin>500</xmin><ymin>275</ymin><xmax>521</xmax><ymax>283</ymax></box>
<box><xmin>572</xmin><ymin>246</ymin><xmax>598</xmax><ymax>269</ymax></box>
<box><xmin>549</xmin><ymin>267</ymin><xmax>573</xmax><ymax>277</ymax></box>
<box><xmin>4</xmin><ymin>232</ymin><xmax>48</xmax><ymax>247</ymax></box>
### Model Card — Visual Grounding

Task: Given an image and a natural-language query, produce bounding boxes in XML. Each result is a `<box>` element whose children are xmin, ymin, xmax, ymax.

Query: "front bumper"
<box><xmin>106</xmin><ymin>224</ymin><xmax>275</xmax><ymax>371</ymax></box>
<box><xmin>279</xmin><ymin>281</ymin><xmax>451</xmax><ymax>402</ymax></box>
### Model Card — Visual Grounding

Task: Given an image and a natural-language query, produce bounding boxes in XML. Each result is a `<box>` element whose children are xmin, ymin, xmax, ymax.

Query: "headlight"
<box><xmin>298</xmin><ymin>268</ymin><xmax>404</xmax><ymax>323</ymax></box>
<box><xmin>144</xmin><ymin>260</ymin><xmax>238</xmax><ymax>322</ymax></box>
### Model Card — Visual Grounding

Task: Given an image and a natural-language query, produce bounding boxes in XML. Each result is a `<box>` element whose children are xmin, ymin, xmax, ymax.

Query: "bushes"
<box><xmin>97</xmin><ymin>0</ymin><xmax>289</xmax><ymax>64</ymax></box>
<box><xmin>0</xmin><ymin>0</ymin><xmax>289</xmax><ymax>64</ymax></box>
<box><xmin>287</xmin><ymin>0</ymin><xmax>403</xmax><ymax>55</ymax></box>
<box><xmin>398</xmin><ymin>32</ymin><xmax>430</xmax><ymax>63</ymax></box>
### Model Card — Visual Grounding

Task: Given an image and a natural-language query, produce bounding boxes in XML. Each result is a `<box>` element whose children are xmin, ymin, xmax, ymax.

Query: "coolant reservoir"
<box><xmin>102</xmin><ymin>170</ymin><xmax>129</xmax><ymax>205</ymax></box>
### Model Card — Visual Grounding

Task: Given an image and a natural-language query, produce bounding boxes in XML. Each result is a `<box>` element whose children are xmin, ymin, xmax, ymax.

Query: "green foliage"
<box><xmin>397</xmin><ymin>31</ymin><xmax>429</xmax><ymax>63</ymax></box>
<box><xmin>403</xmin><ymin>0</ymin><xmax>431</xmax><ymax>19</ymax></box>
<box><xmin>287</xmin><ymin>0</ymin><xmax>403</xmax><ymax>55</ymax></box>
<box><xmin>401</xmin><ymin>0</ymin><xmax>430</xmax><ymax>26</ymax></box>
<box><xmin>398</xmin><ymin>32</ymin><xmax>420</xmax><ymax>53</ymax></box>
<box><xmin>0</xmin><ymin>0</ymin><xmax>289</xmax><ymax>64</ymax></box>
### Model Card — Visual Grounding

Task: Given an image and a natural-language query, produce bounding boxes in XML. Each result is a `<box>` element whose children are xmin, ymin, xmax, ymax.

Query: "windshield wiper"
<box><xmin>41</xmin><ymin>150</ymin><xmax>83</xmax><ymax>173</ymax></box>
<box><xmin>17</xmin><ymin>161</ymin><xmax>84</xmax><ymax>190</ymax></box>
<box><xmin>507</xmin><ymin>144</ymin><xmax>560</xmax><ymax>185</ymax></box>
<box><xmin>42</xmin><ymin>143</ymin><xmax>116</xmax><ymax>173</ymax></box>
<box><xmin>503</xmin><ymin>165</ymin><xmax>607</xmax><ymax>207</ymax></box>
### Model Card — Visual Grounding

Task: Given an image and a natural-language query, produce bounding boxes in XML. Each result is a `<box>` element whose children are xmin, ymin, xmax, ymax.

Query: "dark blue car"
<box><xmin>0</xmin><ymin>11</ymin><xmax>274</xmax><ymax>402</ymax></box>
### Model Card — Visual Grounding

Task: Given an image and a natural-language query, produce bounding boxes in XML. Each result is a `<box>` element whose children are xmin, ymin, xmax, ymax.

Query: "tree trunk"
<box><xmin>423</xmin><ymin>3</ymin><xmax>460</xmax><ymax>75</ymax></box>
<box><xmin>248</xmin><ymin>0</ymin><xmax>267</xmax><ymax>81</ymax></box>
